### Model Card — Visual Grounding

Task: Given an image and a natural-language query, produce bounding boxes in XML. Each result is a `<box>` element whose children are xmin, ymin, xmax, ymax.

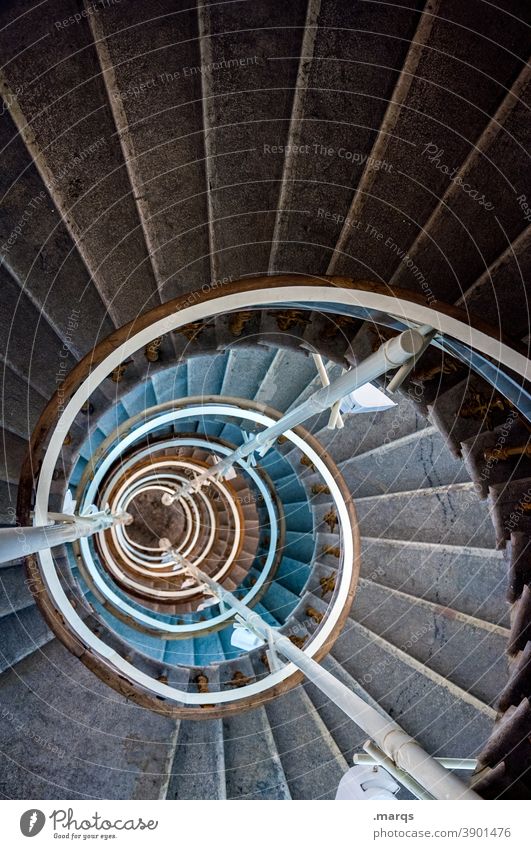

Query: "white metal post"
<box><xmin>170</xmin><ymin>553</ymin><xmax>480</xmax><ymax>801</ymax></box>
<box><xmin>163</xmin><ymin>329</ymin><xmax>426</xmax><ymax>504</ymax></box>
<box><xmin>311</xmin><ymin>353</ymin><xmax>344</xmax><ymax>429</ymax></box>
<box><xmin>0</xmin><ymin>511</ymin><xmax>131</xmax><ymax>565</ymax></box>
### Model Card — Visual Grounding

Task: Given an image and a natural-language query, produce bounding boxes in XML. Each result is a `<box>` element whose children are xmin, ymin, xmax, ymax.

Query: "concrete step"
<box><xmin>273</xmin><ymin>472</ymin><xmax>308</xmax><ymax>505</ymax></box>
<box><xmin>78</xmin><ymin>427</ymin><xmax>106</xmax><ymax>461</ymax></box>
<box><xmin>351</xmin><ymin>577</ymin><xmax>509</xmax><ymax>706</ymax></box>
<box><xmin>166</xmin><ymin>718</ymin><xmax>226</xmax><ymax>800</ymax></box>
<box><xmin>302</xmin><ymin>653</ymin><xmax>415</xmax><ymax>799</ymax></box>
<box><xmin>151</xmin><ymin>365</ymin><xmax>187</xmax><ymax>405</ymax></box>
<box><xmin>0</xmin><ymin>639</ymin><xmax>177</xmax><ymax>799</ymax></box>
<box><xmin>223</xmin><ymin>705</ymin><xmax>292</xmax><ymax>799</ymax></box>
<box><xmin>163</xmin><ymin>638</ymin><xmax>195</xmax><ymax>668</ymax></box>
<box><xmin>354</xmin><ymin>482</ymin><xmax>497</xmax><ymax>547</ymax></box>
<box><xmin>284</xmin><ymin>501</ymin><xmax>313</xmax><ymax>533</ymax></box>
<box><xmin>94</xmin><ymin>402</ymin><xmax>130</xmax><ymax>439</ymax></box>
<box><xmin>0</xmin><ymin>605</ymin><xmax>52</xmax><ymax>672</ymax></box>
<box><xmin>254</xmin><ymin>349</ymin><xmax>318</xmax><ymax>412</ymax></box>
<box><xmin>193</xmin><ymin>630</ymin><xmax>225</xmax><ymax>667</ymax></box>
<box><xmin>285</xmin><ymin>360</ymin><xmax>343</xmax><ymax>411</ymax></box>
<box><xmin>254</xmin><ymin>602</ymin><xmax>282</xmax><ymax>628</ymax></box>
<box><xmin>258</xmin><ymin>449</ymin><xmax>296</xmax><ymax>481</ymax></box>
<box><xmin>340</xmin><ymin>426</ymin><xmax>469</xmax><ymax>497</ymax></box>
<box><xmin>284</xmin><ymin>529</ymin><xmax>315</xmax><ymax>563</ymax></box>
<box><xmin>220</xmin><ymin>347</ymin><xmax>276</xmax><ymax>400</ymax></box>
<box><xmin>187</xmin><ymin>353</ymin><xmax>228</xmax><ymax>397</ymax></box>
<box><xmin>252</xmin><ymin>570</ymin><xmax>301</xmax><ymax>624</ymax></box>
<box><xmin>275</xmin><ymin>555</ymin><xmax>311</xmax><ymax>596</ymax></box>
<box><xmin>0</xmin><ymin>560</ymin><xmax>33</xmax><ymax>616</ymax></box>
<box><xmin>332</xmin><ymin>619</ymin><xmax>496</xmax><ymax>759</ymax></box>
<box><xmin>359</xmin><ymin>536</ymin><xmax>509</xmax><ymax>627</ymax></box>
<box><xmin>315</xmin><ymin>392</ymin><xmax>428</xmax><ymax>463</ymax></box>
<box><xmin>119</xmin><ymin>380</ymin><xmax>158</xmax><ymax>419</ymax></box>
<box><xmin>0</xmin><ymin>427</ymin><xmax>28</xmax><ymax>485</ymax></box>
<box><xmin>222</xmin><ymin>656</ymin><xmax>291</xmax><ymax>799</ymax></box>
<box><xmin>253</xmin><ymin>655</ymin><xmax>348</xmax><ymax>799</ymax></box>
<box><xmin>217</xmin><ymin>421</ymin><xmax>246</xmax><ymax>446</ymax></box>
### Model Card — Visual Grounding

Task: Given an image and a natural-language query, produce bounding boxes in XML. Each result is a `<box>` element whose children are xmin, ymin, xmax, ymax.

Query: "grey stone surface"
<box><xmin>254</xmin><ymin>349</ymin><xmax>318</xmax><ymax>412</ymax></box>
<box><xmin>0</xmin><ymin>428</ymin><xmax>27</xmax><ymax>485</ymax></box>
<box><xmin>256</xmin><ymin>674</ymin><xmax>348</xmax><ymax>800</ymax></box>
<box><xmin>303</xmin><ymin>653</ymin><xmax>416</xmax><ymax>800</ymax></box>
<box><xmin>0</xmin><ymin>605</ymin><xmax>52</xmax><ymax>672</ymax></box>
<box><xmin>354</xmin><ymin>483</ymin><xmax>497</xmax><ymax>548</ymax></box>
<box><xmin>351</xmin><ymin>577</ymin><xmax>509</xmax><ymax>705</ymax></box>
<box><xmin>0</xmin><ymin>112</ymin><xmax>116</xmax><ymax>356</ymax></box>
<box><xmin>0</xmin><ymin>0</ymin><xmax>527</xmax><ymax>801</ymax></box>
<box><xmin>332</xmin><ymin>619</ymin><xmax>495</xmax><ymax>758</ymax></box>
<box><xmin>151</xmin><ymin>365</ymin><xmax>188</xmax><ymax>405</ymax></box>
<box><xmin>315</xmin><ymin>386</ymin><xmax>428</xmax><ymax>463</ymax></box>
<box><xmin>1</xmin><ymin>365</ymin><xmax>46</xmax><ymax>440</ymax></box>
<box><xmin>222</xmin><ymin>653</ymin><xmax>291</xmax><ymax>800</ymax></box>
<box><xmin>359</xmin><ymin>536</ymin><xmax>509</xmax><ymax>627</ymax></box>
<box><xmin>0</xmin><ymin>639</ymin><xmax>176</xmax><ymax>799</ymax></box>
<box><xmin>167</xmin><ymin>719</ymin><xmax>226</xmax><ymax>800</ymax></box>
<box><xmin>186</xmin><ymin>353</ymin><xmax>228</xmax><ymax>397</ymax></box>
<box><xmin>0</xmin><ymin>1</ymin><xmax>162</xmax><ymax>327</ymax></box>
<box><xmin>0</xmin><ymin>561</ymin><xmax>33</xmax><ymax>616</ymax></box>
<box><xmin>220</xmin><ymin>347</ymin><xmax>276</xmax><ymax>400</ymax></box>
<box><xmin>0</xmin><ymin>480</ymin><xmax>17</xmax><ymax>525</ymax></box>
<box><xmin>341</xmin><ymin>426</ymin><xmax>469</xmax><ymax>497</ymax></box>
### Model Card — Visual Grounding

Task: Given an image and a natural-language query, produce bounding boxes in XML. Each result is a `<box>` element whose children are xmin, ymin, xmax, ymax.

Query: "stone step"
<box><xmin>193</xmin><ymin>630</ymin><xmax>225</xmax><ymax>667</ymax></box>
<box><xmin>87</xmin><ymin>595</ymin><xmax>170</xmax><ymax>662</ymax></box>
<box><xmin>0</xmin><ymin>560</ymin><xmax>34</xmax><ymax>616</ymax></box>
<box><xmin>285</xmin><ymin>359</ymin><xmax>343</xmax><ymax>412</ymax></box>
<box><xmin>163</xmin><ymin>638</ymin><xmax>195</xmax><ymax>668</ymax></box>
<box><xmin>354</xmin><ymin>482</ymin><xmax>496</xmax><ymax>547</ymax></box>
<box><xmin>252</xmin><ymin>652</ymin><xmax>348</xmax><ymax>799</ymax></box>
<box><xmin>340</xmin><ymin>426</ymin><xmax>469</xmax><ymax>497</ymax></box>
<box><xmin>78</xmin><ymin>428</ymin><xmax>107</xmax><ymax>461</ymax></box>
<box><xmin>251</xmin><ymin>568</ymin><xmax>301</xmax><ymax>623</ymax></box>
<box><xmin>274</xmin><ymin>555</ymin><xmax>311</xmax><ymax>596</ymax></box>
<box><xmin>461</xmin><ymin>422</ymin><xmax>531</xmax><ymax>500</ymax></box>
<box><xmin>187</xmin><ymin>353</ymin><xmax>229</xmax><ymax>397</ymax></box>
<box><xmin>258</xmin><ymin>450</ymin><xmax>296</xmax><ymax>484</ymax></box>
<box><xmin>120</xmin><ymin>380</ymin><xmax>158</xmax><ymax>419</ymax></box>
<box><xmin>351</xmin><ymin>577</ymin><xmax>509</xmax><ymax>706</ymax></box>
<box><xmin>284</xmin><ymin>529</ymin><xmax>315</xmax><ymax>563</ymax></box>
<box><xmin>220</xmin><ymin>347</ymin><xmax>276</xmax><ymax>400</ymax></box>
<box><xmin>0</xmin><ymin>427</ymin><xmax>28</xmax><ymax>485</ymax></box>
<box><xmin>428</xmin><ymin>375</ymin><xmax>505</xmax><ymax>457</ymax></box>
<box><xmin>254</xmin><ymin>602</ymin><xmax>282</xmax><ymax>628</ymax></box>
<box><xmin>273</xmin><ymin>472</ymin><xmax>308</xmax><ymax>505</ymax></box>
<box><xmin>223</xmin><ymin>705</ymin><xmax>292</xmax><ymax>799</ymax></box>
<box><xmin>284</xmin><ymin>501</ymin><xmax>313</xmax><ymax>533</ymax></box>
<box><xmin>0</xmin><ymin>605</ymin><xmax>52</xmax><ymax>672</ymax></box>
<box><xmin>332</xmin><ymin>619</ymin><xmax>496</xmax><ymax>758</ymax></box>
<box><xmin>166</xmin><ymin>719</ymin><xmax>226</xmax><ymax>800</ymax></box>
<box><xmin>151</xmin><ymin>365</ymin><xmax>188</xmax><ymax>406</ymax></box>
<box><xmin>93</xmin><ymin>402</ymin><xmax>130</xmax><ymax>439</ymax></box>
<box><xmin>360</xmin><ymin>536</ymin><xmax>509</xmax><ymax>627</ymax></box>
<box><xmin>315</xmin><ymin>392</ymin><xmax>428</xmax><ymax>463</ymax></box>
<box><xmin>254</xmin><ymin>349</ymin><xmax>318</xmax><ymax>412</ymax></box>
<box><xmin>0</xmin><ymin>639</ymin><xmax>176</xmax><ymax>799</ymax></box>
<box><xmin>222</xmin><ymin>655</ymin><xmax>291</xmax><ymax>799</ymax></box>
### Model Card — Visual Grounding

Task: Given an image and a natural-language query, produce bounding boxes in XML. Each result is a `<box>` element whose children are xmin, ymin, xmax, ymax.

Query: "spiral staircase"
<box><xmin>0</xmin><ymin>0</ymin><xmax>530</xmax><ymax>801</ymax></box>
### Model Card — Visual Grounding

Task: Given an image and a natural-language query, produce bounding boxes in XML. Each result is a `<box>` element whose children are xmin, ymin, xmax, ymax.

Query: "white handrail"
<box><xmin>0</xmin><ymin>511</ymin><xmax>130</xmax><ymax>565</ymax></box>
<box><xmin>163</xmin><ymin>329</ymin><xmax>425</xmax><ymax>503</ymax></box>
<box><xmin>175</xmin><ymin>555</ymin><xmax>480</xmax><ymax>802</ymax></box>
